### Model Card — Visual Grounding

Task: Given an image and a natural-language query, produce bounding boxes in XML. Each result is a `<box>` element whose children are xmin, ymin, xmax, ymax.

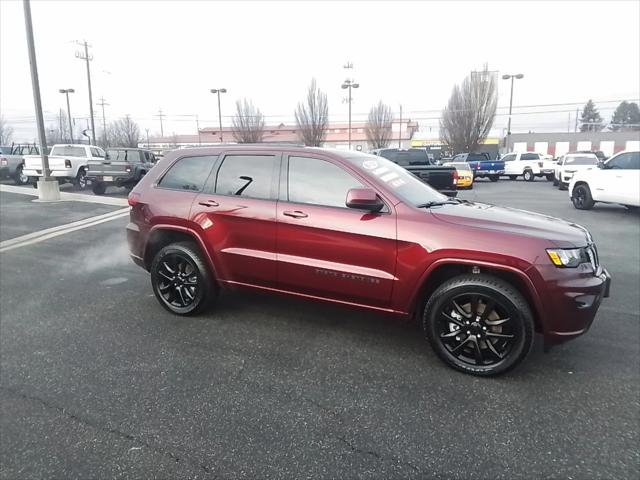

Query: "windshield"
<box><xmin>565</xmin><ymin>155</ymin><xmax>598</xmax><ymax>165</ymax></box>
<box><xmin>50</xmin><ymin>146</ymin><xmax>86</xmax><ymax>157</ymax></box>
<box><xmin>345</xmin><ymin>153</ymin><xmax>447</xmax><ymax>206</ymax></box>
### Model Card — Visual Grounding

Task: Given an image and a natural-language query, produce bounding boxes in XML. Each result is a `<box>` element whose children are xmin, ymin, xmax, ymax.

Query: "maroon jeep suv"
<box><xmin>127</xmin><ymin>145</ymin><xmax>611</xmax><ymax>376</ymax></box>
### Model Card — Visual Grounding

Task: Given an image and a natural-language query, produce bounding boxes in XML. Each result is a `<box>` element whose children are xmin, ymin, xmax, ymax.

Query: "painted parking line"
<box><xmin>0</xmin><ymin>184</ymin><xmax>128</xmax><ymax>207</ymax></box>
<box><xmin>0</xmin><ymin>208</ymin><xmax>130</xmax><ymax>253</ymax></box>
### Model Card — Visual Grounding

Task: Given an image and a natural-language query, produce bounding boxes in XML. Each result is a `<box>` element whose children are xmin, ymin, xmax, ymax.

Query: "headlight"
<box><xmin>546</xmin><ymin>247</ymin><xmax>589</xmax><ymax>268</ymax></box>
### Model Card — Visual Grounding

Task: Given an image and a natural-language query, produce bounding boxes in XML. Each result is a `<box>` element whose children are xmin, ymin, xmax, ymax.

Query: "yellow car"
<box><xmin>445</xmin><ymin>162</ymin><xmax>474</xmax><ymax>189</ymax></box>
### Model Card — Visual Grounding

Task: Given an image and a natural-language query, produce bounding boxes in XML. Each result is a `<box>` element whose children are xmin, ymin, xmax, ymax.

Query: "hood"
<box><xmin>430</xmin><ymin>202</ymin><xmax>589</xmax><ymax>247</ymax></box>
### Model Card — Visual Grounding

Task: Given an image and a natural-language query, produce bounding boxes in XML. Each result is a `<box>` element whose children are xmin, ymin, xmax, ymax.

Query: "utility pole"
<box><xmin>398</xmin><ymin>104</ymin><xmax>402</xmax><ymax>149</ymax></box>
<box><xmin>501</xmin><ymin>73</ymin><xmax>524</xmax><ymax>151</ymax></box>
<box><xmin>574</xmin><ymin>108</ymin><xmax>579</xmax><ymax>132</ymax></box>
<box><xmin>58</xmin><ymin>108</ymin><xmax>64</xmax><ymax>141</ymax></box>
<box><xmin>145</xmin><ymin>128</ymin><xmax>150</xmax><ymax>148</ymax></box>
<box><xmin>341</xmin><ymin>79</ymin><xmax>359</xmax><ymax>150</ymax></box>
<box><xmin>23</xmin><ymin>0</ymin><xmax>59</xmax><ymax>200</ymax></box>
<box><xmin>97</xmin><ymin>96</ymin><xmax>109</xmax><ymax>145</ymax></box>
<box><xmin>567</xmin><ymin>112</ymin><xmax>571</xmax><ymax>133</ymax></box>
<box><xmin>210</xmin><ymin>89</ymin><xmax>227</xmax><ymax>143</ymax></box>
<box><xmin>75</xmin><ymin>40</ymin><xmax>96</xmax><ymax>145</ymax></box>
<box><xmin>156</xmin><ymin>108</ymin><xmax>165</xmax><ymax>137</ymax></box>
<box><xmin>59</xmin><ymin>89</ymin><xmax>75</xmax><ymax>143</ymax></box>
<box><xmin>195</xmin><ymin>115</ymin><xmax>201</xmax><ymax>145</ymax></box>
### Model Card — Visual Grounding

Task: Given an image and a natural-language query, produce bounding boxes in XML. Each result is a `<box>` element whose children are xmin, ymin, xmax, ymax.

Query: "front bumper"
<box><xmin>534</xmin><ymin>263</ymin><xmax>611</xmax><ymax>344</ymax></box>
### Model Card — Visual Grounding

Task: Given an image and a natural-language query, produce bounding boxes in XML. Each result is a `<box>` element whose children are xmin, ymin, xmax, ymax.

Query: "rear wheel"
<box><xmin>74</xmin><ymin>168</ymin><xmax>88</xmax><ymax>190</ymax></box>
<box><xmin>489</xmin><ymin>175</ymin><xmax>499</xmax><ymax>182</ymax></box>
<box><xmin>92</xmin><ymin>181</ymin><xmax>106</xmax><ymax>195</ymax></box>
<box><xmin>422</xmin><ymin>274</ymin><xmax>534</xmax><ymax>376</ymax></box>
<box><xmin>546</xmin><ymin>173</ymin><xmax>554</xmax><ymax>181</ymax></box>
<box><xmin>552</xmin><ymin>176</ymin><xmax>559</xmax><ymax>186</ymax></box>
<box><xmin>150</xmin><ymin>241</ymin><xmax>217</xmax><ymax>315</ymax></box>
<box><xmin>523</xmin><ymin>170</ymin><xmax>534</xmax><ymax>182</ymax></box>
<box><xmin>572</xmin><ymin>184</ymin><xmax>595</xmax><ymax>210</ymax></box>
<box><xmin>14</xmin><ymin>165</ymin><xmax>29</xmax><ymax>185</ymax></box>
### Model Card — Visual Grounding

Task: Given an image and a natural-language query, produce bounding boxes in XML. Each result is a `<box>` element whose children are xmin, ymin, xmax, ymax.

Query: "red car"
<box><xmin>127</xmin><ymin>146</ymin><xmax>611</xmax><ymax>376</ymax></box>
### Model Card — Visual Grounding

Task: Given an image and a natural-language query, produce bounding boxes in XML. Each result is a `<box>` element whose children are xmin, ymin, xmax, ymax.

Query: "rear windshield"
<box><xmin>345</xmin><ymin>152</ymin><xmax>447</xmax><ymax>206</ymax></box>
<box><xmin>565</xmin><ymin>156</ymin><xmax>598</xmax><ymax>165</ymax></box>
<box><xmin>378</xmin><ymin>149</ymin><xmax>430</xmax><ymax>166</ymax></box>
<box><xmin>466</xmin><ymin>153</ymin><xmax>490</xmax><ymax>161</ymax></box>
<box><xmin>50</xmin><ymin>146</ymin><xmax>86</xmax><ymax>157</ymax></box>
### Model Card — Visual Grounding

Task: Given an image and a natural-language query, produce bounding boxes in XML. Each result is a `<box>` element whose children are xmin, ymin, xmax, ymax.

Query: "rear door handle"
<box><xmin>283</xmin><ymin>210</ymin><xmax>308</xmax><ymax>219</ymax></box>
<box><xmin>198</xmin><ymin>199</ymin><xmax>219</xmax><ymax>207</ymax></box>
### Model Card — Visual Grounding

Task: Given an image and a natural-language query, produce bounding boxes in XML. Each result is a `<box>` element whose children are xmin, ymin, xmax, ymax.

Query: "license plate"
<box><xmin>103</xmin><ymin>176</ymin><xmax>113</xmax><ymax>181</ymax></box>
<box><xmin>489</xmin><ymin>170</ymin><xmax>496</xmax><ymax>173</ymax></box>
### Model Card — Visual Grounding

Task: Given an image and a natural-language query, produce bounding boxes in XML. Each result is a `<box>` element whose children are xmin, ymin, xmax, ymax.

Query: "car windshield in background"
<box><xmin>50</xmin><ymin>146</ymin><xmax>86</xmax><ymax>157</ymax></box>
<box><xmin>466</xmin><ymin>153</ymin><xmax>489</xmax><ymax>161</ymax></box>
<box><xmin>107</xmin><ymin>150</ymin><xmax>127</xmax><ymax>161</ymax></box>
<box><xmin>378</xmin><ymin>149</ymin><xmax>429</xmax><ymax>166</ymax></box>
<box><xmin>565</xmin><ymin>156</ymin><xmax>598</xmax><ymax>165</ymax></box>
<box><xmin>345</xmin><ymin>153</ymin><xmax>447</xmax><ymax>206</ymax></box>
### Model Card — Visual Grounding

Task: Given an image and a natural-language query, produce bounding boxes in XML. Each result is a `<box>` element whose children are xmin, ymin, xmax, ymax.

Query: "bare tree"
<box><xmin>365</xmin><ymin>101</ymin><xmax>393</xmax><ymax>149</ymax></box>
<box><xmin>232</xmin><ymin>98</ymin><xmax>265</xmax><ymax>143</ymax></box>
<box><xmin>295</xmin><ymin>78</ymin><xmax>329</xmax><ymax>146</ymax></box>
<box><xmin>110</xmin><ymin>115</ymin><xmax>140</xmax><ymax>147</ymax></box>
<box><xmin>0</xmin><ymin>116</ymin><xmax>15</xmax><ymax>145</ymax></box>
<box><xmin>439</xmin><ymin>66</ymin><xmax>497</xmax><ymax>153</ymax></box>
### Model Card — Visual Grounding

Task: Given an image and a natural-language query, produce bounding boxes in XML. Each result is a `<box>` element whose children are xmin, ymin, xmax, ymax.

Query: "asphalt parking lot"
<box><xmin>1</xmin><ymin>178</ymin><xmax>638</xmax><ymax>479</ymax></box>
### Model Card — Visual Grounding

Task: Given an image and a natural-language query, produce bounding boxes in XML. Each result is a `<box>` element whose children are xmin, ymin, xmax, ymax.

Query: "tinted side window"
<box><xmin>288</xmin><ymin>156</ymin><xmax>363</xmax><ymax>208</ymax></box>
<box><xmin>215</xmin><ymin>155</ymin><xmax>276</xmax><ymax>200</ymax></box>
<box><xmin>521</xmin><ymin>153</ymin><xmax>539</xmax><ymax>161</ymax></box>
<box><xmin>159</xmin><ymin>155</ymin><xmax>215</xmax><ymax>191</ymax></box>
<box><xmin>608</xmin><ymin>152</ymin><xmax>639</xmax><ymax>169</ymax></box>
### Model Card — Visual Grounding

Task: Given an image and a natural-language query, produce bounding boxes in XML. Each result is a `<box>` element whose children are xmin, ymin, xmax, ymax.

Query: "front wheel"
<box><xmin>523</xmin><ymin>170</ymin><xmax>534</xmax><ymax>182</ymax></box>
<box><xmin>546</xmin><ymin>173</ymin><xmax>554</xmax><ymax>181</ymax></box>
<box><xmin>572</xmin><ymin>184</ymin><xmax>595</xmax><ymax>210</ymax></box>
<box><xmin>150</xmin><ymin>241</ymin><xmax>217</xmax><ymax>315</ymax></box>
<box><xmin>422</xmin><ymin>274</ymin><xmax>534</xmax><ymax>376</ymax></box>
<box><xmin>489</xmin><ymin>175</ymin><xmax>499</xmax><ymax>182</ymax></box>
<box><xmin>553</xmin><ymin>176</ymin><xmax>559</xmax><ymax>186</ymax></box>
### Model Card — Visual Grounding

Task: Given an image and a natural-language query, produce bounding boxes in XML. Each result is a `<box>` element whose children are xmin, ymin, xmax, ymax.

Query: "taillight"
<box><xmin>453</xmin><ymin>170</ymin><xmax>459</xmax><ymax>184</ymax></box>
<box><xmin>128</xmin><ymin>192</ymin><xmax>141</xmax><ymax>207</ymax></box>
<box><xmin>125</xmin><ymin>166</ymin><xmax>131</xmax><ymax>172</ymax></box>
<box><xmin>64</xmin><ymin>159</ymin><xmax>72</xmax><ymax>168</ymax></box>
<box><xmin>0</xmin><ymin>157</ymin><xmax>7</xmax><ymax>166</ymax></box>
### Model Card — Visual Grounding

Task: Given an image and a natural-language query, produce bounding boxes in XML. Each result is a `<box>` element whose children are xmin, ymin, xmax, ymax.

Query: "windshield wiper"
<box><xmin>416</xmin><ymin>197</ymin><xmax>469</xmax><ymax>209</ymax></box>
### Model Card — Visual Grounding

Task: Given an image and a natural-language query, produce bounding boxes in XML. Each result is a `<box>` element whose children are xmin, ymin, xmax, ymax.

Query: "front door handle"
<box><xmin>198</xmin><ymin>199</ymin><xmax>219</xmax><ymax>207</ymax></box>
<box><xmin>283</xmin><ymin>210</ymin><xmax>308</xmax><ymax>219</ymax></box>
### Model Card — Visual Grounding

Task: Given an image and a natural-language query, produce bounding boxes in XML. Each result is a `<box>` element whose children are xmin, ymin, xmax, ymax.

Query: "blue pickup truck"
<box><xmin>452</xmin><ymin>152</ymin><xmax>505</xmax><ymax>182</ymax></box>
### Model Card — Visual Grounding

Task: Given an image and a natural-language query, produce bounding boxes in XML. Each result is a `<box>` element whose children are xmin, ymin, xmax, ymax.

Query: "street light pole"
<box><xmin>59</xmin><ymin>89</ymin><xmax>75</xmax><ymax>143</ymax></box>
<box><xmin>23</xmin><ymin>0</ymin><xmax>59</xmax><ymax>200</ymax></box>
<box><xmin>501</xmin><ymin>73</ymin><xmax>524</xmax><ymax>151</ymax></box>
<box><xmin>210</xmin><ymin>88</ymin><xmax>227</xmax><ymax>143</ymax></box>
<box><xmin>341</xmin><ymin>79</ymin><xmax>359</xmax><ymax>150</ymax></box>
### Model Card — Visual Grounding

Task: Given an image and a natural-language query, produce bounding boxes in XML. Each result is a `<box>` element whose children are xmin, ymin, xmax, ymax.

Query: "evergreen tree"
<box><xmin>579</xmin><ymin>99</ymin><xmax>604</xmax><ymax>132</ymax></box>
<box><xmin>610</xmin><ymin>101</ymin><xmax>640</xmax><ymax>131</ymax></box>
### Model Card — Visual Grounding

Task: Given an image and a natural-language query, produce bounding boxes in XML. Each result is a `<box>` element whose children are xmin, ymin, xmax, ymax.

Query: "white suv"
<box><xmin>569</xmin><ymin>151</ymin><xmax>640</xmax><ymax>210</ymax></box>
<box><xmin>554</xmin><ymin>153</ymin><xmax>599</xmax><ymax>190</ymax></box>
<box><xmin>502</xmin><ymin>152</ymin><xmax>555</xmax><ymax>182</ymax></box>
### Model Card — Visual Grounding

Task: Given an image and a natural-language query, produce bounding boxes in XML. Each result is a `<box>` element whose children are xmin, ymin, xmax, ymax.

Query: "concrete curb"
<box><xmin>0</xmin><ymin>184</ymin><xmax>129</xmax><ymax>207</ymax></box>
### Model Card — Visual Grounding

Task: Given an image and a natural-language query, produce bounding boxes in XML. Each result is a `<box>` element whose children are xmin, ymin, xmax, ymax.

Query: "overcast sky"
<box><xmin>1</xmin><ymin>0</ymin><xmax>639</xmax><ymax>141</ymax></box>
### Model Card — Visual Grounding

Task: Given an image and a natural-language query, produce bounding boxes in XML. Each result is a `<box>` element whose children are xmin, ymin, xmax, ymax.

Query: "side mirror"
<box><xmin>346</xmin><ymin>188</ymin><xmax>384</xmax><ymax>212</ymax></box>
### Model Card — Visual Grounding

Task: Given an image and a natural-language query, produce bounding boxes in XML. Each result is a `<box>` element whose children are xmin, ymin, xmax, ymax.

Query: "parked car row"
<box><xmin>0</xmin><ymin>143</ymin><xmax>40</xmax><ymax>185</ymax></box>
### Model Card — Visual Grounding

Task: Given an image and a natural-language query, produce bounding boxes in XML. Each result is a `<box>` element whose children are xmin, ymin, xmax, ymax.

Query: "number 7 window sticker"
<box><xmin>362</xmin><ymin>159</ymin><xmax>406</xmax><ymax>188</ymax></box>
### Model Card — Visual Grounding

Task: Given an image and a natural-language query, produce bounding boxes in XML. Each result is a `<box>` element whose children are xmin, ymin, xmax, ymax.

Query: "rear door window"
<box><xmin>214</xmin><ymin>154</ymin><xmax>277</xmax><ymax>200</ymax></box>
<box><xmin>127</xmin><ymin>151</ymin><xmax>141</xmax><ymax>163</ymax></box>
<box><xmin>51</xmin><ymin>146</ymin><xmax>86</xmax><ymax>157</ymax></box>
<box><xmin>158</xmin><ymin>155</ymin><xmax>216</xmax><ymax>191</ymax></box>
<box><xmin>521</xmin><ymin>153</ymin><xmax>539</xmax><ymax>161</ymax></box>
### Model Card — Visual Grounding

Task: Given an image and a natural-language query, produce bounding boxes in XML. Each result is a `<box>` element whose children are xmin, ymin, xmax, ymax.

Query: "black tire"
<box><xmin>552</xmin><ymin>176</ymin><xmax>559</xmax><ymax>186</ymax></box>
<box><xmin>545</xmin><ymin>173</ymin><xmax>554</xmax><ymax>181</ymax></box>
<box><xmin>489</xmin><ymin>175</ymin><xmax>499</xmax><ymax>182</ymax></box>
<box><xmin>508</xmin><ymin>175</ymin><xmax>518</xmax><ymax>180</ymax></box>
<box><xmin>422</xmin><ymin>274</ymin><xmax>534</xmax><ymax>376</ymax></box>
<box><xmin>92</xmin><ymin>181</ymin><xmax>106</xmax><ymax>195</ymax></box>
<box><xmin>31</xmin><ymin>178</ymin><xmax>38</xmax><ymax>188</ymax></box>
<box><xmin>523</xmin><ymin>170</ymin><xmax>534</xmax><ymax>182</ymax></box>
<box><xmin>572</xmin><ymin>183</ymin><xmax>595</xmax><ymax>210</ymax></box>
<box><xmin>150</xmin><ymin>241</ymin><xmax>217</xmax><ymax>315</ymax></box>
<box><xmin>558</xmin><ymin>182</ymin><xmax>567</xmax><ymax>191</ymax></box>
<box><xmin>14</xmin><ymin>165</ymin><xmax>30</xmax><ymax>185</ymax></box>
<box><xmin>74</xmin><ymin>168</ymin><xmax>88</xmax><ymax>190</ymax></box>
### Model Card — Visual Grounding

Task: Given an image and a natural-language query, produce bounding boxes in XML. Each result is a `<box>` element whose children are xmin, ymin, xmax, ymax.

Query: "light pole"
<box><xmin>341</xmin><ymin>79</ymin><xmax>359</xmax><ymax>149</ymax></box>
<box><xmin>59</xmin><ymin>88</ymin><xmax>75</xmax><ymax>143</ymax></box>
<box><xmin>501</xmin><ymin>73</ymin><xmax>524</xmax><ymax>150</ymax></box>
<box><xmin>210</xmin><ymin>88</ymin><xmax>227</xmax><ymax>143</ymax></box>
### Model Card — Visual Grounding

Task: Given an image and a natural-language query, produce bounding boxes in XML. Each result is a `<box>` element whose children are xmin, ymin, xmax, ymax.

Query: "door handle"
<box><xmin>283</xmin><ymin>210</ymin><xmax>308</xmax><ymax>219</ymax></box>
<box><xmin>198</xmin><ymin>199</ymin><xmax>219</xmax><ymax>207</ymax></box>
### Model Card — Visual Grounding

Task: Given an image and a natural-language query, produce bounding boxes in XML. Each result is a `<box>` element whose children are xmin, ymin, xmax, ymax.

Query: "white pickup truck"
<box><xmin>23</xmin><ymin>144</ymin><xmax>106</xmax><ymax>189</ymax></box>
<box><xmin>502</xmin><ymin>152</ymin><xmax>555</xmax><ymax>182</ymax></box>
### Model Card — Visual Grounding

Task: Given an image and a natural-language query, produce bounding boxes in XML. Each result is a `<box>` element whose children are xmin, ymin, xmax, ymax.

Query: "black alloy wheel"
<box><xmin>75</xmin><ymin>168</ymin><xmax>88</xmax><ymax>190</ymax></box>
<box><xmin>423</xmin><ymin>274</ymin><xmax>534</xmax><ymax>376</ymax></box>
<box><xmin>523</xmin><ymin>170</ymin><xmax>534</xmax><ymax>182</ymax></box>
<box><xmin>150</xmin><ymin>242</ymin><xmax>216</xmax><ymax>315</ymax></box>
<box><xmin>572</xmin><ymin>184</ymin><xmax>595</xmax><ymax>210</ymax></box>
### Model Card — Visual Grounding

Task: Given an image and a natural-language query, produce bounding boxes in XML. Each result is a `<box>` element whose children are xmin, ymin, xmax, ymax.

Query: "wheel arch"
<box><xmin>411</xmin><ymin>259</ymin><xmax>544</xmax><ymax>333</ymax></box>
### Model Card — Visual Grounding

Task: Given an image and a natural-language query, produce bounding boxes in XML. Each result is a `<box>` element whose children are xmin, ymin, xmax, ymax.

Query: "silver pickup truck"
<box><xmin>0</xmin><ymin>144</ymin><xmax>40</xmax><ymax>185</ymax></box>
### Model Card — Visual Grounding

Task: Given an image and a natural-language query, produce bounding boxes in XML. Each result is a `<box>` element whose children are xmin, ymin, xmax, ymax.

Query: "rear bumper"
<box><xmin>475</xmin><ymin>170</ymin><xmax>504</xmax><ymax>176</ymax></box>
<box><xmin>89</xmin><ymin>174</ymin><xmax>135</xmax><ymax>185</ymax></box>
<box><xmin>536</xmin><ymin>265</ymin><xmax>611</xmax><ymax>344</ymax></box>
